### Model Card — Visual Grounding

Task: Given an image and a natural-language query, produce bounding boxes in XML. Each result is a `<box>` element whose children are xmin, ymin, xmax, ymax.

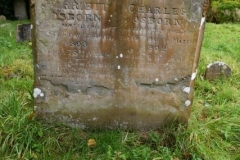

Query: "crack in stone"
<box><xmin>137</xmin><ymin>76</ymin><xmax>191</xmax><ymax>93</ymax></box>
<box><xmin>40</xmin><ymin>78</ymin><xmax>115</xmax><ymax>97</ymax></box>
<box><xmin>85</xmin><ymin>85</ymin><xmax>114</xmax><ymax>96</ymax></box>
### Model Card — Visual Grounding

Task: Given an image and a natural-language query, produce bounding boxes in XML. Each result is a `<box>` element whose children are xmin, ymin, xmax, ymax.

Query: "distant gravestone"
<box><xmin>205</xmin><ymin>62</ymin><xmax>231</xmax><ymax>81</ymax></box>
<box><xmin>17</xmin><ymin>24</ymin><xmax>32</xmax><ymax>42</ymax></box>
<box><xmin>32</xmin><ymin>0</ymin><xmax>210</xmax><ymax>130</ymax></box>
<box><xmin>0</xmin><ymin>15</ymin><xmax>6</xmax><ymax>20</ymax></box>
<box><xmin>14</xmin><ymin>0</ymin><xmax>28</xmax><ymax>20</ymax></box>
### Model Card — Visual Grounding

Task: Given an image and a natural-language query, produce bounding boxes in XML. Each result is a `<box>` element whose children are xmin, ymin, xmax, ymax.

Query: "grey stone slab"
<box><xmin>14</xmin><ymin>0</ymin><xmax>28</xmax><ymax>20</ymax></box>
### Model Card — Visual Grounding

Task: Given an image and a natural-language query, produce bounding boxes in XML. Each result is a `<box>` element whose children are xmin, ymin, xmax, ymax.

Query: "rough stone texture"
<box><xmin>14</xmin><ymin>0</ymin><xmax>28</xmax><ymax>20</ymax></box>
<box><xmin>17</xmin><ymin>24</ymin><xmax>32</xmax><ymax>43</ymax></box>
<box><xmin>32</xmin><ymin>0</ymin><xmax>209</xmax><ymax>130</ymax></box>
<box><xmin>205</xmin><ymin>62</ymin><xmax>231</xmax><ymax>81</ymax></box>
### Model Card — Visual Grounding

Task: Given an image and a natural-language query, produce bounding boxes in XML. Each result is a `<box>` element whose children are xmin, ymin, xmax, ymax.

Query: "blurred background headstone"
<box><xmin>17</xmin><ymin>23</ymin><xmax>31</xmax><ymax>42</ymax></box>
<box><xmin>0</xmin><ymin>15</ymin><xmax>6</xmax><ymax>20</ymax></box>
<box><xmin>205</xmin><ymin>62</ymin><xmax>231</xmax><ymax>81</ymax></box>
<box><xmin>14</xmin><ymin>0</ymin><xmax>28</xmax><ymax>20</ymax></box>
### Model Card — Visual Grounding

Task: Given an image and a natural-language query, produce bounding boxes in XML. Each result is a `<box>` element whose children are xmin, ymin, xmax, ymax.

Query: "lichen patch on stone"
<box><xmin>33</xmin><ymin>88</ymin><xmax>44</xmax><ymax>98</ymax></box>
<box><xmin>185</xmin><ymin>100</ymin><xmax>191</xmax><ymax>107</ymax></box>
<box><xmin>191</xmin><ymin>72</ymin><xmax>197</xmax><ymax>80</ymax></box>
<box><xmin>183</xmin><ymin>87</ymin><xmax>191</xmax><ymax>94</ymax></box>
<box><xmin>200</xmin><ymin>17</ymin><xmax>206</xmax><ymax>28</ymax></box>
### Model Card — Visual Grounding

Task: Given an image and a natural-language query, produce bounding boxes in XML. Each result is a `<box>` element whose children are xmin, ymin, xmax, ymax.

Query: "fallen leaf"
<box><xmin>87</xmin><ymin>139</ymin><xmax>96</xmax><ymax>148</ymax></box>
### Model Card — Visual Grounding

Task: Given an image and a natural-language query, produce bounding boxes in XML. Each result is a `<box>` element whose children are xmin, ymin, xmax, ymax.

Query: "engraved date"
<box><xmin>65</xmin><ymin>41</ymin><xmax>88</xmax><ymax>48</ymax></box>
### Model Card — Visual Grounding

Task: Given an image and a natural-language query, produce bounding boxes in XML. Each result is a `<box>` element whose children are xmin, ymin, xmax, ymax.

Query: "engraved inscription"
<box><xmin>56</xmin><ymin>13</ymin><xmax>101</xmax><ymax>22</ymax></box>
<box><xmin>129</xmin><ymin>5</ymin><xmax>186</xmax><ymax>26</ymax></box>
<box><xmin>37</xmin><ymin>0</ymin><xmax>200</xmax><ymax>85</ymax></box>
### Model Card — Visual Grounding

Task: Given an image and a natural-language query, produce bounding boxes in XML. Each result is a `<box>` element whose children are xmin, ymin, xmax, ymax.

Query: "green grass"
<box><xmin>0</xmin><ymin>20</ymin><xmax>240</xmax><ymax>160</ymax></box>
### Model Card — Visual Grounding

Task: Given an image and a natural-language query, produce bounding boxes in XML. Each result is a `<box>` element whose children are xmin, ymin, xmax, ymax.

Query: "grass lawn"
<box><xmin>0</xmin><ymin>20</ymin><xmax>240</xmax><ymax>160</ymax></box>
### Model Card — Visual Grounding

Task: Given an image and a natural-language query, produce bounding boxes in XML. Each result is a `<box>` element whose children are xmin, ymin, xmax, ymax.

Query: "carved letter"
<box><xmin>172</xmin><ymin>8</ymin><xmax>179</xmax><ymax>15</ymax></box>
<box><xmin>129</xmin><ymin>4</ymin><xmax>135</xmax><ymax>12</ymax></box>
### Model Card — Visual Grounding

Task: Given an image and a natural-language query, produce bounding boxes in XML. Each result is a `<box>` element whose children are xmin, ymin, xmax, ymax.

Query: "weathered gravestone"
<box><xmin>205</xmin><ymin>61</ymin><xmax>231</xmax><ymax>81</ymax></box>
<box><xmin>14</xmin><ymin>0</ymin><xmax>28</xmax><ymax>20</ymax></box>
<box><xmin>0</xmin><ymin>15</ymin><xmax>6</xmax><ymax>21</ymax></box>
<box><xmin>17</xmin><ymin>24</ymin><xmax>32</xmax><ymax>42</ymax></box>
<box><xmin>32</xmin><ymin>0</ymin><xmax>210</xmax><ymax>129</ymax></box>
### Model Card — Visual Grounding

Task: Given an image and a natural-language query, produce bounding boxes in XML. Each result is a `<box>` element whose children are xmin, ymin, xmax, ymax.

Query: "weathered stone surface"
<box><xmin>14</xmin><ymin>0</ymin><xmax>28</xmax><ymax>20</ymax></box>
<box><xmin>32</xmin><ymin>0</ymin><xmax>209</xmax><ymax>130</ymax></box>
<box><xmin>17</xmin><ymin>24</ymin><xmax>32</xmax><ymax>43</ymax></box>
<box><xmin>205</xmin><ymin>62</ymin><xmax>231</xmax><ymax>81</ymax></box>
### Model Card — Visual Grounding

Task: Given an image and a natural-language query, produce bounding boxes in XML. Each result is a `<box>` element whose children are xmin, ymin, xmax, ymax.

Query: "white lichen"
<box><xmin>200</xmin><ymin>17</ymin><xmax>206</xmax><ymax>28</ymax></box>
<box><xmin>155</xmin><ymin>78</ymin><xmax>159</xmax><ymax>82</ymax></box>
<box><xmin>34</xmin><ymin>88</ymin><xmax>41</xmax><ymax>94</ymax></box>
<box><xmin>183</xmin><ymin>87</ymin><xmax>191</xmax><ymax>94</ymax></box>
<box><xmin>39</xmin><ymin>93</ymin><xmax>45</xmax><ymax>97</ymax></box>
<box><xmin>212</xmin><ymin>61</ymin><xmax>225</xmax><ymax>66</ymax></box>
<box><xmin>217</xmin><ymin>61</ymin><xmax>225</xmax><ymax>66</ymax></box>
<box><xmin>33</xmin><ymin>88</ymin><xmax>41</xmax><ymax>98</ymax></box>
<box><xmin>191</xmin><ymin>72</ymin><xmax>197</xmax><ymax>80</ymax></box>
<box><xmin>33</xmin><ymin>88</ymin><xmax>44</xmax><ymax>98</ymax></box>
<box><xmin>207</xmin><ymin>62</ymin><xmax>227</xmax><ymax>68</ymax></box>
<box><xmin>33</xmin><ymin>93</ymin><xmax>38</xmax><ymax>98</ymax></box>
<box><xmin>207</xmin><ymin>63</ymin><xmax>213</xmax><ymax>68</ymax></box>
<box><xmin>185</xmin><ymin>100</ymin><xmax>191</xmax><ymax>107</ymax></box>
